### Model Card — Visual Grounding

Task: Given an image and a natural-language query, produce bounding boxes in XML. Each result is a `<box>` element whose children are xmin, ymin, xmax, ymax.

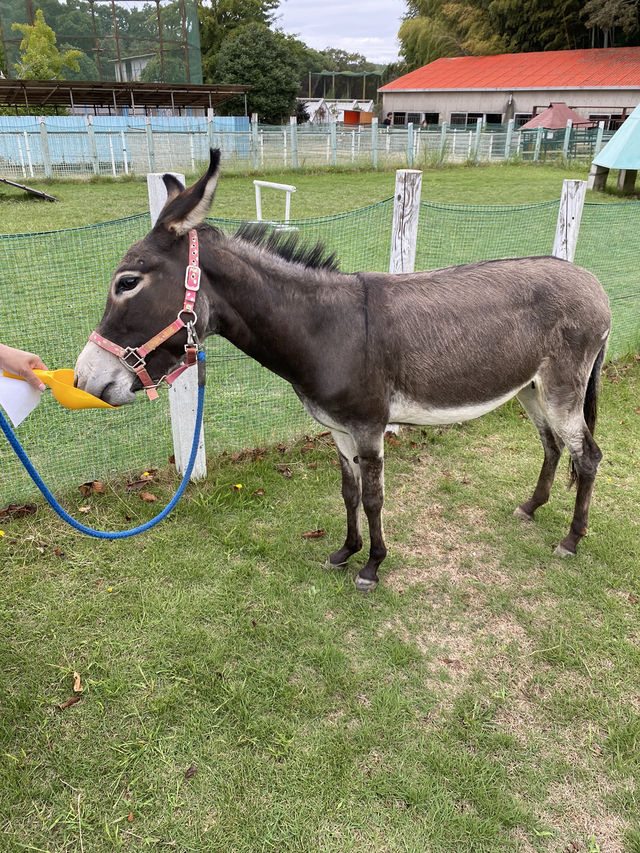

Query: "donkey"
<box><xmin>75</xmin><ymin>150</ymin><xmax>611</xmax><ymax>591</ymax></box>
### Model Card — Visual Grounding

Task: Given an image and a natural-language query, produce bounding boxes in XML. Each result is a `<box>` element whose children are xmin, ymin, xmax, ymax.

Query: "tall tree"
<box><xmin>582</xmin><ymin>0</ymin><xmax>639</xmax><ymax>47</ymax></box>
<box><xmin>11</xmin><ymin>9</ymin><xmax>82</xmax><ymax>79</ymax></box>
<box><xmin>399</xmin><ymin>0</ymin><xmax>506</xmax><ymax>67</ymax></box>
<box><xmin>215</xmin><ymin>22</ymin><xmax>300</xmax><ymax>122</ymax></box>
<box><xmin>488</xmin><ymin>0</ymin><xmax>589</xmax><ymax>51</ymax></box>
<box><xmin>198</xmin><ymin>0</ymin><xmax>279</xmax><ymax>81</ymax></box>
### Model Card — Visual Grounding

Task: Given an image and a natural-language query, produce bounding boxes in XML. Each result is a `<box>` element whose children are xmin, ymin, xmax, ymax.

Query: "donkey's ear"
<box><xmin>155</xmin><ymin>149</ymin><xmax>221</xmax><ymax>236</ymax></box>
<box><xmin>162</xmin><ymin>172</ymin><xmax>185</xmax><ymax>203</ymax></box>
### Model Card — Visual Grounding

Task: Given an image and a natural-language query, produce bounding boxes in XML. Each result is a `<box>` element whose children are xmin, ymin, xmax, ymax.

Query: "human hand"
<box><xmin>0</xmin><ymin>343</ymin><xmax>48</xmax><ymax>391</ymax></box>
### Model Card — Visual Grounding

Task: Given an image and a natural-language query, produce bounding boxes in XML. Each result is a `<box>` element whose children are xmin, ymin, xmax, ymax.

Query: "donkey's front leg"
<box><xmin>329</xmin><ymin>430</ymin><xmax>363</xmax><ymax>567</ymax></box>
<box><xmin>354</xmin><ymin>440</ymin><xmax>386</xmax><ymax>592</ymax></box>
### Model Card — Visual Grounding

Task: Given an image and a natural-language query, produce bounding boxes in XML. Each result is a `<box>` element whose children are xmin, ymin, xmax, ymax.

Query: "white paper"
<box><xmin>0</xmin><ymin>376</ymin><xmax>42</xmax><ymax>427</ymax></box>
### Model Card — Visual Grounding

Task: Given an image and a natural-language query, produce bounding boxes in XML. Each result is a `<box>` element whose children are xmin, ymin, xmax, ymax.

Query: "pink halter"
<box><xmin>89</xmin><ymin>229</ymin><xmax>201</xmax><ymax>400</ymax></box>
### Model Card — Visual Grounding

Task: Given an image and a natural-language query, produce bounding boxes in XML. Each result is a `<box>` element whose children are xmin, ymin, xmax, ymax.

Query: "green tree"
<box><xmin>399</xmin><ymin>0</ymin><xmax>505</xmax><ymax>67</ymax></box>
<box><xmin>488</xmin><ymin>0</ymin><xmax>588</xmax><ymax>51</ymax></box>
<box><xmin>318</xmin><ymin>48</ymin><xmax>377</xmax><ymax>71</ymax></box>
<box><xmin>215</xmin><ymin>22</ymin><xmax>300</xmax><ymax>123</ymax></box>
<box><xmin>581</xmin><ymin>0</ymin><xmax>639</xmax><ymax>46</ymax></box>
<box><xmin>198</xmin><ymin>0</ymin><xmax>279</xmax><ymax>81</ymax></box>
<box><xmin>12</xmin><ymin>8</ymin><xmax>82</xmax><ymax>79</ymax></box>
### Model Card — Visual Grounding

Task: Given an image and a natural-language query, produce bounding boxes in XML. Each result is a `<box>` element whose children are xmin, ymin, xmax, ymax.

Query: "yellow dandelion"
<box><xmin>234</xmin><ymin>483</ymin><xmax>243</xmax><ymax>490</ymax></box>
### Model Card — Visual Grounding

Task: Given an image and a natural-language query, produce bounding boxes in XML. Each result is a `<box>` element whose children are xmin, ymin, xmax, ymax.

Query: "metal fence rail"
<box><xmin>0</xmin><ymin>116</ymin><xmax>614</xmax><ymax>179</ymax></box>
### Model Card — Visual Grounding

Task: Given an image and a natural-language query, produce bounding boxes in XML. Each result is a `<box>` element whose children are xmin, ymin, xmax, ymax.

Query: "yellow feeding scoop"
<box><xmin>2</xmin><ymin>369</ymin><xmax>117</xmax><ymax>410</ymax></box>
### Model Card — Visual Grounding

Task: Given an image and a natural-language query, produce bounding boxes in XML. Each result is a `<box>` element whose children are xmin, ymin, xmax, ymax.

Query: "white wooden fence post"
<box><xmin>387</xmin><ymin>168</ymin><xmax>423</xmax><ymax>433</ymax></box>
<box><xmin>289</xmin><ymin>116</ymin><xmax>298</xmax><ymax>169</ymax></box>
<box><xmin>39</xmin><ymin>118</ymin><xmax>52</xmax><ymax>178</ymax></box>
<box><xmin>562</xmin><ymin>119</ymin><xmax>573</xmax><ymax>159</ymax></box>
<box><xmin>473</xmin><ymin>117</ymin><xmax>482</xmax><ymax>159</ymax></box>
<box><xmin>552</xmin><ymin>179</ymin><xmax>587</xmax><ymax>263</ymax></box>
<box><xmin>389</xmin><ymin>169</ymin><xmax>422</xmax><ymax>274</ymax></box>
<box><xmin>407</xmin><ymin>122</ymin><xmax>414</xmax><ymax>167</ymax></box>
<box><xmin>371</xmin><ymin>117</ymin><xmax>378</xmax><ymax>169</ymax></box>
<box><xmin>251</xmin><ymin>112</ymin><xmax>259</xmax><ymax>170</ymax></box>
<box><xmin>86</xmin><ymin>115</ymin><xmax>100</xmax><ymax>175</ymax></box>
<box><xmin>145</xmin><ymin>116</ymin><xmax>155</xmax><ymax>172</ymax></box>
<box><xmin>147</xmin><ymin>172</ymin><xmax>207</xmax><ymax>481</ymax></box>
<box><xmin>504</xmin><ymin>118</ymin><xmax>514</xmax><ymax>160</ymax></box>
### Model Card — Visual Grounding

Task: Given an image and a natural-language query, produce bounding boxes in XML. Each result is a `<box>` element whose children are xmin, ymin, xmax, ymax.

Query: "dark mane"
<box><xmin>234</xmin><ymin>222</ymin><xmax>340</xmax><ymax>271</ymax></box>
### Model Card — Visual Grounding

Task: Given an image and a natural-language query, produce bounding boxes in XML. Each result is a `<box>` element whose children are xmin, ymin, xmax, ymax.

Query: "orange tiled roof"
<box><xmin>380</xmin><ymin>48</ymin><xmax>640</xmax><ymax>91</ymax></box>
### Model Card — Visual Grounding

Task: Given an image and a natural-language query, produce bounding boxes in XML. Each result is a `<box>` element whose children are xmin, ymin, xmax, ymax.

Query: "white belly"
<box><xmin>389</xmin><ymin>385</ymin><xmax>527</xmax><ymax>426</ymax></box>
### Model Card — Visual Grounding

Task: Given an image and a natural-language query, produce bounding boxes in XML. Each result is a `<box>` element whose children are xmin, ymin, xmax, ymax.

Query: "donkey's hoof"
<box><xmin>514</xmin><ymin>505</ymin><xmax>534</xmax><ymax>521</ymax></box>
<box><xmin>354</xmin><ymin>574</ymin><xmax>378</xmax><ymax>593</ymax></box>
<box><xmin>326</xmin><ymin>557</ymin><xmax>348</xmax><ymax>571</ymax></box>
<box><xmin>554</xmin><ymin>543</ymin><xmax>576</xmax><ymax>558</ymax></box>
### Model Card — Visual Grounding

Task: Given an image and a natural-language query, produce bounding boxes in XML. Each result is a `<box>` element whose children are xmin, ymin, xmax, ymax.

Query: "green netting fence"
<box><xmin>1</xmin><ymin>196</ymin><xmax>638</xmax><ymax>504</ymax></box>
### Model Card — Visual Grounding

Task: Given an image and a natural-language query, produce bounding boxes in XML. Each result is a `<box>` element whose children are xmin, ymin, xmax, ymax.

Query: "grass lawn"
<box><xmin>0</xmin><ymin>159</ymin><xmax>627</xmax><ymax>235</ymax></box>
<box><xmin>1</xmin><ymin>163</ymin><xmax>639</xmax><ymax>851</ymax></box>
<box><xmin>0</xmin><ymin>360</ymin><xmax>639</xmax><ymax>852</ymax></box>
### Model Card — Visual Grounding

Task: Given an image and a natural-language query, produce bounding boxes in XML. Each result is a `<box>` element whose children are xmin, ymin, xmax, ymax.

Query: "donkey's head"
<box><xmin>74</xmin><ymin>149</ymin><xmax>221</xmax><ymax>405</ymax></box>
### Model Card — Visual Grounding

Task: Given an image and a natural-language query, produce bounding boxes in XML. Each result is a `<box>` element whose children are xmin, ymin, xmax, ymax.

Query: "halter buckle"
<box><xmin>119</xmin><ymin>347</ymin><xmax>146</xmax><ymax>373</ymax></box>
<box><xmin>185</xmin><ymin>265</ymin><xmax>201</xmax><ymax>291</ymax></box>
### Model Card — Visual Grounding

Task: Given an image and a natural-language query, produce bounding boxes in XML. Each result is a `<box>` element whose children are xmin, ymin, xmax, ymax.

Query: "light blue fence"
<box><xmin>0</xmin><ymin>116</ymin><xmax>614</xmax><ymax>179</ymax></box>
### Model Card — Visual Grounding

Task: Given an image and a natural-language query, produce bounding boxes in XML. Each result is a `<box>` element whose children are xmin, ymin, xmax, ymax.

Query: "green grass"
<box><xmin>1</xmin><ymin>360</ymin><xmax>639</xmax><ymax>851</ymax></box>
<box><xmin>0</xmin><ymin>160</ymin><xmax>626</xmax><ymax>235</ymax></box>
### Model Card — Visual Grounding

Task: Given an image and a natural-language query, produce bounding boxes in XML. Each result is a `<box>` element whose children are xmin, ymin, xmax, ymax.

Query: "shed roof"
<box><xmin>519</xmin><ymin>102</ymin><xmax>595</xmax><ymax>130</ymax></box>
<box><xmin>593</xmin><ymin>102</ymin><xmax>640</xmax><ymax>169</ymax></box>
<box><xmin>0</xmin><ymin>79</ymin><xmax>250</xmax><ymax>112</ymax></box>
<box><xmin>380</xmin><ymin>48</ymin><xmax>640</xmax><ymax>92</ymax></box>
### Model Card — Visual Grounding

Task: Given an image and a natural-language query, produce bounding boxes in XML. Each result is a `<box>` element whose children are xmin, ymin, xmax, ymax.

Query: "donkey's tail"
<box><xmin>570</xmin><ymin>342</ymin><xmax>607</xmax><ymax>487</ymax></box>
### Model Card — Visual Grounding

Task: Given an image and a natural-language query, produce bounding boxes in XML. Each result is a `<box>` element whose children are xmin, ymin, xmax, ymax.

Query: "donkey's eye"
<box><xmin>115</xmin><ymin>275</ymin><xmax>140</xmax><ymax>295</ymax></box>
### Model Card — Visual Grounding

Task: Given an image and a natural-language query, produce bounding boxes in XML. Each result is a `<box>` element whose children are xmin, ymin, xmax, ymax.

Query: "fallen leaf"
<box><xmin>78</xmin><ymin>481</ymin><xmax>105</xmax><ymax>496</ymax></box>
<box><xmin>53</xmin><ymin>546</ymin><xmax>65</xmax><ymax>557</ymax></box>
<box><xmin>253</xmin><ymin>488</ymin><xmax>265</xmax><ymax>496</ymax></box>
<box><xmin>57</xmin><ymin>696</ymin><xmax>81</xmax><ymax>711</ymax></box>
<box><xmin>140</xmin><ymin>492</ymin><xmax>157</xmax><ymax>502</ymax></box>
<box><xmin>73</xmin><ymin>671</ymin><xmax>83</xmax><ymax>693</ymax></box>
<box><xmin>635</xmin><ymin>407</ymin><xmax>640</xmax><ymax>414</ymax></box>
<box><xmin>330</xmin><ymin>458</ymin><xmax>339</xmax><ymax>467</ymax></box>
<box><xmin>307</xmin><ymin>462</ymin><xmax>318</xmax><ymax>469</ymax></box>
<box><xmin>0</xmin><ymin>503</ymin><xmax>37</xmax><ymax>519</ymax></box>
<box><xmin>126</xmin><ymin>479</ymin><xmax>150</xmax><ymax>492</ymax></box>
<box><xmin>629</xmin><ymin>595</ymin><xmax>639</xmax><ymax>603</ymax></box>
<box><xmin>127</xmin><ymin>812</ymin><xmax>134</xmax><ymax>822</ymax></box>
<box><xmin>302</xmin><ymin>529</ymin><xmax>325</xmax><ymax>539</ymax></box>
<box><xmin>184</xmin><ymin>765</ymin><xmax>197</xmax><ymax>779</ymax></box>
<box><xmin>276</xmin><ymin>465</ymin><xmax>292</xmax><ymax>478</ymax></box>
<box><xmin>300</xmin><ymin>441</ymin><xmax>314</xmax><ymax>453</ymax></box>
<box><xmin>439</xmin><ymin>658</ymin><xmax>463</xmax><ymax>670</ymax></box>
<box><xmin>78</xmin><ymin>506</ymin><xmax>91</xmax><ymax>514</ymax></box>
<box><xmin>169</xmin><ymin>453</ymin><xmax>176</xmax><ymax>465</ymax></box>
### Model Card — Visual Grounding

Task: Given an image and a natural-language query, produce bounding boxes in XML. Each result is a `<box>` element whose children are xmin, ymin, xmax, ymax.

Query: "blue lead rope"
<box><xmin>0</xmin><ymin>351</ymin><xmax>206</xmax><ymax>539</ymax></box>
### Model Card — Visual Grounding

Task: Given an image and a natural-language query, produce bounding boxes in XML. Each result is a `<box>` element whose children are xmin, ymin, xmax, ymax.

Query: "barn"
<box><xmin>379</xmin><ymin>47</ymin><xmax>640</xmax><ymax>131</ymax></box>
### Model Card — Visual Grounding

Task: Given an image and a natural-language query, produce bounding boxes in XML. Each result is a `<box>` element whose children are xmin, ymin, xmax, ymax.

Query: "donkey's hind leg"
<box><xmin>544</xmin><ymin>387</ymin><xmax>603</xmax><ymax>557</ymax></box>
<box><xmin>514</xmin><ymin>384</ymin><xmax>564</xmax><ymax>521</ymax></box>
<box><xmin>553</xmin><ymin>422</ymin><xmax>602</xmax><ymax>557</ymax></box>
<box><xmin>329</xmin><ymin>430</ymin><xmax>363</xmax><ymax>567</ymax></box>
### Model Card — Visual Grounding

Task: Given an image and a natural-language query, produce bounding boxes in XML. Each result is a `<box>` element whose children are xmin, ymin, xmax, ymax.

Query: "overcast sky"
<box><xmin>275</xmin><ymin>0</ymin><xmax>406</xmax><ymax>65</ymax></box>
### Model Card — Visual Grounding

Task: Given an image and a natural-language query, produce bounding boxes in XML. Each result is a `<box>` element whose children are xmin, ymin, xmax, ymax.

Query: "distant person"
<box><xmin>0</xmin><ymin>343</ymin><xmax>47</xmax><ymax>391</ymax></box>
<box><xmin>383</xmin><ymin>112</ymin><xmax>392</xmax><ymax>126</ymax></box>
